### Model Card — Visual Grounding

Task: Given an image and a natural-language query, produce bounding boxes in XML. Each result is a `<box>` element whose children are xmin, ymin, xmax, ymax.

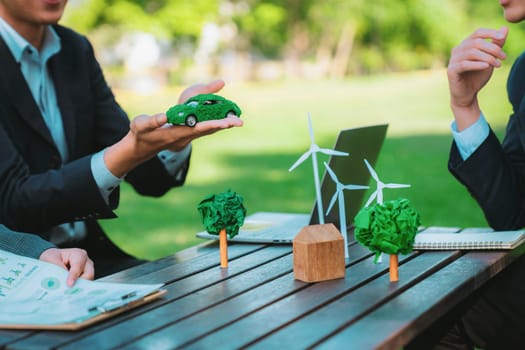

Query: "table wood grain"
<box><xmin>2</xmin><ymin>234</ymin><xmax>524</xmax><ymax>350</ymax></box>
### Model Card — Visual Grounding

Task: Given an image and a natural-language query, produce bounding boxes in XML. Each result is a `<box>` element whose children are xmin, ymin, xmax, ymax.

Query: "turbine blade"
<box><xmin>385</xmin><ymin>183</ymin><xmax>411</xmax><ymax>188</ymax></box>
<box><xmin>307</xmin><ymin>113</ymin><xmax>315</xmax><ymax>144</ymax></box>
<box><xmin>331</xmin><ymin>149</ymin><xmax>350</xmax><ymax>156</ymax></box>
<box><xmin>326</xmin><ymin>191</ymin><xmax>339</xmax><ymax>215</ymax></box>
<box><xmin>319</xmin><ymin>148</ymin><xmax>349</xmax><ymax>156</ymax></box>
<box><xmin>364</xmin><ymin>159</ymin><xmax>379</xmax><ymax>182</ymax></box>
<box><xmin>364</xmin><ymin>190</ymin><xmax>378</xmax><ymax>207</ymax></box>
<box><xmin>324</xmin><ymin>162</ymin><xmax>338</xmax><ymax>182</ymax></box>
<box><xmin>289</xmin><ymin>151</ymin><xmax>311</xmax><ymax>171</ymax></box>
<box><xmin>344</xmin><ymin>184</ymin><xmax>369</xmax><ymax>190</ymax></box>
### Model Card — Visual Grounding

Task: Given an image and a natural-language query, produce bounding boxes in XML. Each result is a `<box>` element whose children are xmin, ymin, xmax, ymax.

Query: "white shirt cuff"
<box><xmin>451</xmin><ymin>113</ymin><xmax>490</xmax><ymax>160</ymax></box>
<box><xmin>91</xmin><ymin>149</ymin><xmax>122</xmax><ymax>204</ymax></box>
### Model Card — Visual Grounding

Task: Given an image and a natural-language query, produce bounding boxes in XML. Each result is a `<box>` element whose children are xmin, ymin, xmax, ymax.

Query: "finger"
<box><xmin>491</xmin><ymin>26</ymin><xmax>509</xmax><ymax>48</ymax></box>
<box><xmin>130</xmin><ymin>114</ymin><xmax>168</xmax><ymax>133</ymax></box>
<box><xmin>474</xmin><ymin>39</ymin><xmax>506</xmax><ymax>62</ymax></box>
<box><xmin>205</xmin><ymin>79</ymin><xmax>226</xmax><ymax>93</ymax></box>
<box><xmin>193</xmin><ymin>116</ymin><xmax>244</xmax><ymax>132</ymax></box>
<box><xmin>470</xmin><ymin>27</ymin><xmax>507</xmax><ymax>42</ymax></box>
<box><xmin>465</xmin><ymin>28</ymin><xmax>507</xmax><ymax>60</ymax></box>
<box><xmin>448</xmin><ymin>60</ymin><xmax>491</xmax><ymax>76</ymax></box>
<box><xmin>39</xmin><ymin>248</ymin><xmax>67</xmax><ymax>269</ymax></box>
<box><xmin>163</xmin><ymin>115</ymin><xmax>243</xmax><ymax>135</ymax></box>
<box><xmin>463</xmin><ymin>47</ymin><xmax>503</xmax><ymax>68</ymax></box>
<box><xmin>178</xmin><ymin>79</ymin><xmax>226</xmax><ymax>103</ymax></box>
<box><xmin>65</xmin><ymin>258</ymin><xmax>94</xmax><ymax>286</ymax></box>
<box><xmin>161</xmin><ymin>115</ymin><xmax>243</xmax><ymax>152</ymax></box>
<box><xmin>64</xmin><ymin>250</ymin><xmax>87</xmax><ymax>287</ymax></box>
<box><xmin>221</xmin><ymin>115</ymin><xmax>244</xmax><ymax>127</ymax></box>
<box><xmin>66</xmin><ymin>270</ymin><xmax>79</xmax><ymax>287</ymax></box>
<box><xmin>450</xmin><ymin>42</ymin><xmax>504</xmax><ymax>72</ymax></box>
<box><xmin>190</xmin><ymin>79</ymin><xmax>225</xmax><ymax>95</ymax></box>
<box><xmin>80</xmin><ymin>258</ymin><xmax>95</xmax><ymax>281</ymax></box>
<box><xmin>457</xmin><ymin>34</ymin><xmax>506</xmax><ymax>59</ymax></box>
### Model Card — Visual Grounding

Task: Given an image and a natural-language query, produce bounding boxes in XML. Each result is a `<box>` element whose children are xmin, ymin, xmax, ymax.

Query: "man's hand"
<box><xmin>103</xmin><ymin>79</ymin><xmax>244</xmax><ymax>178</ymax></box>
<box><xmin>130</xmin><ymin>112</ymin><xmax>243</xmax><ymax>152</ymax></box>
<box><xmin>39</xmin><ymin>248</ymin><xmax>95</xmax><ymax>287</ymax></box>
<box><xmin>447</xmin><ymin>27</ymin><xmax>508</xmax><ymax>130</ymax></box>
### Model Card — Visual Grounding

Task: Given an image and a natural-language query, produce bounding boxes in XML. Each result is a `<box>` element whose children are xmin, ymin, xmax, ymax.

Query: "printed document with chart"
<box><xmin>0</xmin><ymin>249</ymin><xmax>165</xmax><ymax>330</ymax></box>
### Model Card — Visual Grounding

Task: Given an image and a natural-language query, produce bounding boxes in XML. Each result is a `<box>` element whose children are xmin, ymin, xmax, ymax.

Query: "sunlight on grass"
<box><xmin>105</xmin><ymin>68</ymin><xmax>511</xmax><ymax>260</ymax></box>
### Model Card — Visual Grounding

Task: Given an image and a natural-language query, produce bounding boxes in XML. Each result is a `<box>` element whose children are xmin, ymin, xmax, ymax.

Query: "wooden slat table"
<box><xmin>1</xmin><ymin>236</ymin><xmax>524</xmax><ymax>350</ymax></box>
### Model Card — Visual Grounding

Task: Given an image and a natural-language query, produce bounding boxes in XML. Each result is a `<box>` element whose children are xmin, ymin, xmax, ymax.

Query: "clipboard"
<box><xmin>0</xmin><ymin>249</ymin><xmax>167</xmax><ymax>331</ymax></box>
<box><xmin>0</xmin><ymin>289</ymin><xmax>167</xmax><ymax>331</ymax></box>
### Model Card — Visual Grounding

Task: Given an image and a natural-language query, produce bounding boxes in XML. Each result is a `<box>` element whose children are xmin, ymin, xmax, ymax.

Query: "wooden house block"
<box><xmin>293</xmin><ymin>223</ymin><xmax>345</xmax><ymax>282</ymax></box>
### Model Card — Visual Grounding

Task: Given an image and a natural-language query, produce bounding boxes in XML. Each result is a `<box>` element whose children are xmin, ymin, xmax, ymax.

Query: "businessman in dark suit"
<box><xmin>408</xmin><ymin>2</ymin><xmax>525</xmax><ymax>349</ymax></box>
<box><xmin>0</xmin><ymin>0</ymin><xmax>242</xmax><ymax>278</ymax></box>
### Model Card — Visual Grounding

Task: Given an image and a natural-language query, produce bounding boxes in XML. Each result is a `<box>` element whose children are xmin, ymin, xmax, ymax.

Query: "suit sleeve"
<box><xmin>79</xmin><ymin>31</ymin><xmax>189</xmax><ymax>197</ymax></box>
<box><xmin>448</xmin><ymin>115</ymin><xmax>525</xmax><ymax>230</ymax></box>
<box><xmin>0</xmin><ymin>119</ymin><xmax>116</xmax><ymax>232</ymax></box>
<box><xmin>448</xmin><ymin>51</ymin><xmax>525</xmax><ymax>230</ymax></box>
<box><xmin>0</xmin><ymin>225</ymin><xmax>55</xmax><ymax>259</ymax></box>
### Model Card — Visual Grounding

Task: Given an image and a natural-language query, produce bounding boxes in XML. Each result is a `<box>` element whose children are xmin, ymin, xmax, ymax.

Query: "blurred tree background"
<box><xmin>63</xmin><ymin>0</ymin><xmax>521</xmax><ymax>90</ymax></box>
<box><xmin>59</xmin><ymin>0</ymin><xmax>525</xmax><ymax>259</ymax></box>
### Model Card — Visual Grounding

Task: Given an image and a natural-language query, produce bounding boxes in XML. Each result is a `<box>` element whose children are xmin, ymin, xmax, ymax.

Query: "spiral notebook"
<box><xmin>413</xmin><ymin>228</ymin><xmax>525</xmax><ymax>250</ymax></box>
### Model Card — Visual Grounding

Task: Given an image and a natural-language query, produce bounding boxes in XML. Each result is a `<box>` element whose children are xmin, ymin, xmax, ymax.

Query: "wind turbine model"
<box><xmin>289</xmin><ymin>113</ymin><xmax>349</xmax><ymax>224</ymax></box>
<box><xmin>363</xmin><ymin>158</ymin><xmax>410</xmax><ymax>207</ymax></box>
<box><xmin>324</xmin><ymin>161</ymin><xmax>369</xmax><ymax>258</ymax></box>
<box><xmin>364</xmin><ymin>158</ymin><xmax>410</xmax><ymax>264</ymax></box>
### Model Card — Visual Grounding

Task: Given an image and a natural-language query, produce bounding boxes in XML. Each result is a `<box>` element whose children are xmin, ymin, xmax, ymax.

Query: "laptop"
<box><xmin>196</xmin><ymin>124</ymin><xmax>388</xmax><ymax>243</ymax></box>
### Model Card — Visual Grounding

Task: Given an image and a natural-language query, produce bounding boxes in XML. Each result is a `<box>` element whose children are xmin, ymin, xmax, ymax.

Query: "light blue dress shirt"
<box><xmin>451</xmin><ymin>113</ymin><xmax>490</xmax><ymax>160</ymax></box>
<box><xmin>0</xmin><ymin>18</ymin><xmax>190</xmax><ymax>200</ymax></box>
<box><xmin>0</xmin><ymin>19</ymin><xmax>190</xmax><ymax>244</ymax></box>
<box><xmin>0</xmin><ymin>18</ymin><xmax>122</xmax><ymax>204</ymax></box>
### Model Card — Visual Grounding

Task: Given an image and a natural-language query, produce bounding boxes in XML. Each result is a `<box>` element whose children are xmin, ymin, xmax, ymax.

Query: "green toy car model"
<box><xmin>166</xmin><ymin>93</ymin><xmax>242</xmax><ymax>127</ymax></box>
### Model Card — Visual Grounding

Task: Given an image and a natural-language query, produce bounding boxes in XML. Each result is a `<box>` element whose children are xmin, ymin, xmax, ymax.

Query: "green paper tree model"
<box><xmin>197</xmin><ymin>190</ymin><xmax>246</xmax><ymax>268</ymax></box>
<box><xmin>354</xmin><ymin>198</ymin><xmax>420</xmax><ymax>281</ymax></box>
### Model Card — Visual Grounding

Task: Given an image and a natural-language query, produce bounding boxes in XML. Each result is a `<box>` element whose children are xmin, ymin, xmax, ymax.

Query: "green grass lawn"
<box><xmin>102</xmin><ymin>68</ymin><xmax>512</xmax><ymax>260</ymax></box>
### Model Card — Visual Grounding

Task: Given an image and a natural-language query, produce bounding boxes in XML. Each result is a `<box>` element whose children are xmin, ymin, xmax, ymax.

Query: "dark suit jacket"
<box><xmin>0</xmin><ymin>25</ymin><xmax>188</xmax><ymax>259</ymax></box>
<box><xmin>449</xmin><ymin>51</ymin><xmax>525</xmax><ymax>230</ymax></box>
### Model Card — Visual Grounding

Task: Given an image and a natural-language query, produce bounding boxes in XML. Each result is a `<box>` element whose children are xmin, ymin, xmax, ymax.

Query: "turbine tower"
<box><xmin>289</xmin><ymin>113</ymin><xmax>349</xmax><ymax>224</ymax></box>
<box><xmin>324</xmin><ymin>161</ymin><xmax>369</xmax><ymax>258</ymax></box>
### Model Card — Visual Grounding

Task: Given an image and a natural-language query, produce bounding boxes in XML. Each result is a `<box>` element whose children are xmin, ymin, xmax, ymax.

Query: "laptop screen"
<box><xmin>309</xmin><ymin>124</ymin><xmax>388</xmax><ymax>230</ymax></box>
